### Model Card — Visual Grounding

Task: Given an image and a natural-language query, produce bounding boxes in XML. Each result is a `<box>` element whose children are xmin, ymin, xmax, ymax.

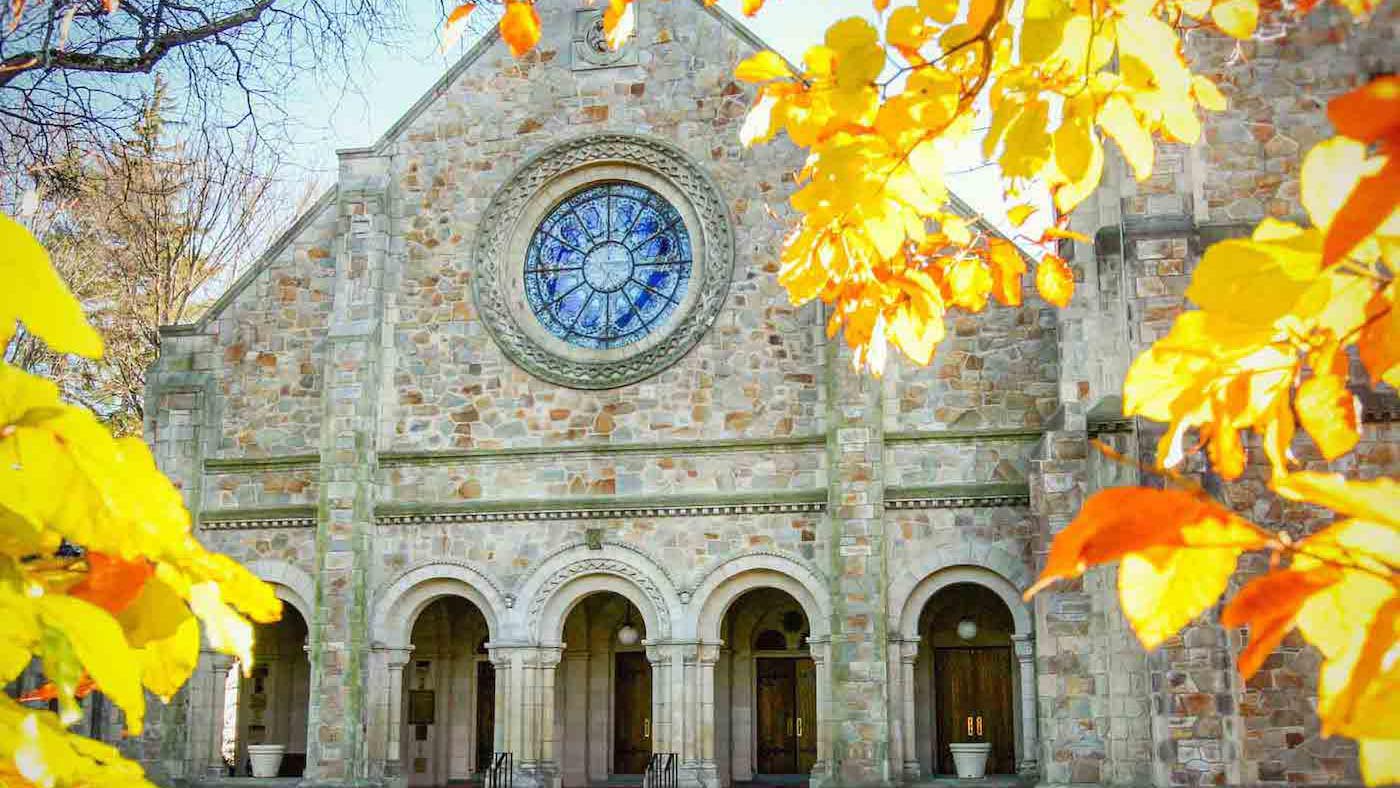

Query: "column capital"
<box><xmin>1011</xmin><ymin>632</ymin><xmax>1035</xmax><ymax>659</ymax></box>
<box><xmin>201</xmin><ymin>650</ymin><xmax>236</xmax><ymax>671</ymax></box>
<box><xmin>373</xmin><ymin>645</ymin><xmax>415</xmax><ymax>668</ymax></box>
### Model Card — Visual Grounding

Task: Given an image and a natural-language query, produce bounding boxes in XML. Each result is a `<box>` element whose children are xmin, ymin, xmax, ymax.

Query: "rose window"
<box><xmin>523</xmin><ymin>182</ymin><xmax>692</xmax><ymax>350</ymax></box>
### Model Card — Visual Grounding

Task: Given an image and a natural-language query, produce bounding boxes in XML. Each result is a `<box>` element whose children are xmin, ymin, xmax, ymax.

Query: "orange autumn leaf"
<box><xmin>742</xmin><ymin>0</ymin><xmax>766</xmax><ymax>15</ymax></box>
<box><xmin>1221</xmin><ymin>567</ymin><xmax>1341</xmax><ymax>679</ymax></box>
<box><xmin>1322</xmin><ymin>154</ymin><xmax>1400</xmax><ymax>266</ymax></box>
<box><xmin>1025</xmin><ymin>487</ymin><xmax>1269</xmax><ymax>596</ymax></box>
<box><xmin>1359</xmin><ymin>285</ymin><xmax>1400</xmax><ymax>388</ymax></box>
<box><xmin>1028</xmin><ymin>487</ymin><xmax>1272</xmax><ymax>649</ymax></box>
<box><xmin>445</xmin><ymin>2</ymin><xmax>475</xmax><ymax>28</ymax></box>
<box><xmin>1035</xmin><ymin>253</ymin><xmax>1074</xmax><ymax>307</ymax></box>
<box><xmin>18</xmin><ymin>674</ymin><xmax>98</xmax><ymax>704</ymax></box>
<box><xmin>68</xmin><ymin>553</ymin><xmax>154</xmax><ymax>615</ymax></box>
<box><xmin>603</xmin><ymin>0</ymin><xmax>635</xmax><ymax>50</ymax></box>
<box><xmin>1327</xmin><ymin>76</ymin><xmax>1400</xmax><ymax>146</ymax></box>
<box><xmin>1041</xmin><ymin>226</ymin><xmax>1091</xmax><ymax>243</ymax></box>
<box><xmin>987</xmin><ymin>238</ymin><xmax>1025</xmax><ymax>307</ymax></box>
<box><xmin>500</xmin><ymin>1</ymin><xmax>541</xmax><ymax>58</ymax></box>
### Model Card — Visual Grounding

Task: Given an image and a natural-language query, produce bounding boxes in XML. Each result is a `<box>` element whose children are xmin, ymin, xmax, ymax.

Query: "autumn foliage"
<box><xmin>460</xmin><ymin>0</ymin><xmax>1400</xmax><ymax>782</ymax></box>
<box><xmin>1</xmin><ymin>213</ymin><xmax>281</xmax><ymax>786</ymax></box>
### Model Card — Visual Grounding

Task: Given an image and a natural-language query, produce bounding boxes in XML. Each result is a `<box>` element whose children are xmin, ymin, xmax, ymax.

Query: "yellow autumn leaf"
<box><xmin>1211</xmin><ymin>0</ymin><xmax>1259</xmax><ymax>39</ymax></box>
<box><xmin>889</xmin><ymin>301</ymin><xmax>945</xmax><ymax>365</ymax></box>
<box><xmin>1120</xmin><ymin>543</ymin><xmax>1243</xmax><ymax>650</ymax></box>
<box><xmin>919</xmin><ymin>0</ymin><xmax>958</xmax><ymax>24</ymax></box>
<box><xmin>1035</xmin><ymin>253</ymin><xmax>1074</xmax><ymax>307</ymax></box>
<box><xmin>0</xmin><ymin>214</ymin><xmax>103</xmax><ymax>358</ymax></box>
<box><xmin>736</xmin><ymin>50</ymin><xmax>792</xmax><ymax>82</ymax></box>
<box><xmin>1185</xmin><ymin>234</ymin><xmax>1322</xmax><ymax>326</ymax></box>
<box><xmin>187</xmin><ymin>582</ymin><xmax>256</xmax><ymax>671</ymax></box>
<box><xmin>1295</xmin><ymin>372</ymin><xmax>1360</xmax><ymax>460</ymax></box>
<box><xmin>886</xmin><ymin>6</ymin><xmax>930</xmax><ymax>52</ymax></box>
<box><xmin>1272</xmin><ymin>472</ymin><xmax>1400</xmax><ymax>528</ymax></box>
<box><xmin>1007</xmin><ymin>203</ymin><xmax>1035</xmax><ymax>227</ymax></box>
<box><xmin>37</xmin><ymin>595</ymin><xmax>145</xmax><ymax>734</ymax></box>
<box><xmin>602</xmin><ymin>0</ymin><xmax>635</xmax><ymax>50</ymax></box>
<box><xmin>741</xmin><ymin>92</ymin><xmax>779</xmax><ymax>147</ymax></box>
<box><xmin>116</xmin><ymin>576</ymin><xmax>200</xmax><ymax>699</ymax></box>
<box><xmin>1361</xmin><ymin>740</ymin><xmax>1400</xmax><ymax>786</ymax></box>
<box><xmin>1000</xmin><ymin>99</ymin><xmax>1052</xmax><ymax>179</ymax></box>
<box><xmin>1098</xmin><ymin>95</ymin><xmax>1154</xmax><ymax>181</ymax></box>
<box><xmin>1300</xmin><ymin>136</ymin><xmax>1385</xmax><ymax>233</ymax></box>
<box><xmin>1051</xmin><ymin>115</ymin><xmax>1104</xmax><ymax>213</ymax></box>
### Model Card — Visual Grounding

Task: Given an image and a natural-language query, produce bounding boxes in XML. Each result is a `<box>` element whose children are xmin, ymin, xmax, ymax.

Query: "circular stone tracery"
<box><xmin>472</xmin><ymin>135</ymin><xmax>734</xmax><ymax>390</ymax></box>
<box><xmin>524</xmin><ymin>182</ymin><xmax>692</xmax><ymax>350</ymax></box>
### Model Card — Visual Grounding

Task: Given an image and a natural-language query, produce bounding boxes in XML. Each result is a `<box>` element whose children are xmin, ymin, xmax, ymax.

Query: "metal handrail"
<box><xmin>486</xmin><ymin>752</ymin><xmax>513</xmax><ymax>788</ymax></box>
<box><xmin>644</xmin><ymin>752</ymin><xmax>677</xmax><ymax>788</ymax></box>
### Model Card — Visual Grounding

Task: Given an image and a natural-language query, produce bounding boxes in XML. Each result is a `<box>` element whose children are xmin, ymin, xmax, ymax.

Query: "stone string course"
<box><xmin>137</xmin><ymin>2</ymin><xmax>1395</xmax><ymax>787</ymax></box>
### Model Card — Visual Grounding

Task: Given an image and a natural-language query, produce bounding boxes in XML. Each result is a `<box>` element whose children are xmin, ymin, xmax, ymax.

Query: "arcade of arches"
<box><xmin>185</xmin><ymin>559</ymin><xmax>1037</xmax><ymax>788</ymax></box>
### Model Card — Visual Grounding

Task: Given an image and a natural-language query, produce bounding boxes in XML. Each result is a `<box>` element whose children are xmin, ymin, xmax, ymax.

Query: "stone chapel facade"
<box><xmin>136</xmin><ymin>2</ymin><xmax>1397</xmax><ymax>787</ymax></box>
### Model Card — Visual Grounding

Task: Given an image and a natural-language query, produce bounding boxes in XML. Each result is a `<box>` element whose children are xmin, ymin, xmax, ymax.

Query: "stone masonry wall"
<box><xmin>382</xmin><ymin>0</ymin><xmax>821</xmax><ymax>452</ymax></box>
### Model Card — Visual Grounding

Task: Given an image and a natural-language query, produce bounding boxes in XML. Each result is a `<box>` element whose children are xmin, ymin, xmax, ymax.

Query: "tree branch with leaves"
<box><xmin>471</xmin><ymin>0</ymin><xmax>1398</xmax><ymax>780</ymax></box>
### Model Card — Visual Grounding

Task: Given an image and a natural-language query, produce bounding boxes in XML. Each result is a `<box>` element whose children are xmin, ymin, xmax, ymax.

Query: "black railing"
<box><xmin>644</xmin><ymin>752</ymin><xmax>677</xmax><ymax>788</ymax></box>
<box><xmin>486</xmin><ymin>752</ymin><xmax>513</xmax><ymax>788</ymax></box>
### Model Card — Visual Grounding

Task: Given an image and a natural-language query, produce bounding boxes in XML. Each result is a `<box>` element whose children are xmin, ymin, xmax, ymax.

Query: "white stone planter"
<box><xmin>949</xmin><ymin>742</ymin><xmax>992</xmax><ymax>779</ymax></box>
<box><xmin>247</xmin><ymin>744</ymin><xmax>286</xmax><ymax>778</ymax></box>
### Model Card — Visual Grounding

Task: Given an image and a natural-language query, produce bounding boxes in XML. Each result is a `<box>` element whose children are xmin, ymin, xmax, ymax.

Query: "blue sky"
<box><xmin>276</xmin><ymin>0</ymin><xmax>1041</xmax><ymax>242</ymax></box>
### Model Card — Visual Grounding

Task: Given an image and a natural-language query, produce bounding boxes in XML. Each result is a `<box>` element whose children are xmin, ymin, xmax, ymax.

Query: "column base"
<box><xmin>513</xmin><ymin>762</ymin><xmax>561</xmax><ymax>788</ymax></box>
<box><xmin>679</xmin><ymin>762</ymin><xmax>719</xmax><ymax>788</ymax></box>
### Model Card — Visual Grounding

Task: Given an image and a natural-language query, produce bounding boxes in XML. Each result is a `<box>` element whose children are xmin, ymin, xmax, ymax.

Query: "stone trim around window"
<box><xmin>472</xmin><ymin>134</ymin><xmax>735</xmax><ymax>389</ymax></box>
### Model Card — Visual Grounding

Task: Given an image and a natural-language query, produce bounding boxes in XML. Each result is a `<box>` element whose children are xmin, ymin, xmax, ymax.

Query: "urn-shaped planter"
<box><xmin>247</xmin><ymin>744</ymin><xmax>286</xmax><ymax>778</ymax></box>
<box><xmin>949</xmin><ymin>742</ymin><xmax>992</xmax><ymax>779</ymax></box>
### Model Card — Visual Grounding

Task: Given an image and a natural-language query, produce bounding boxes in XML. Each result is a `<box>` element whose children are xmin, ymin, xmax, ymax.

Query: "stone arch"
<box><xmin>245</xmin><ymin>559</ymin><xmax>316</xmax><ymax>624</ymax></box>
<box><xmin>516</xmin><ymin>543</ymin><xmax>680</xmax><ymax>643</ymax></box>
<box><xmin>690</xmin><ymin>550</ymin><xmax>832</xmax><ymax>641</ymax></box>
<box><xmin>888</xmin><ymin>540</ymin><xmax>1032</xmax><ymax>639</ymax></box>
<box><xmin>895</xmin><ymin>564</ymin><xmax>1031</xmax><ymax>640</ymax></box>
<box><xmin>371</xmin><ymin>560</ymin><xmax>506</xmax><ymax>649</ymax></box>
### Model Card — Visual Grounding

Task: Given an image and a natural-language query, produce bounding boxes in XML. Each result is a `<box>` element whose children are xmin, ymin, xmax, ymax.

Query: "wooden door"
<box><xmin>756</xmin><ymin>658</ymin><xmax>796</xmax><ymax>774</ymax></box>
<box><xmin>795</xmin><ymin>658</ymin><xmax>817</xmax><ymax>774</ymax></box>
<box><xmin>476</xmin><ymin>661</ymin><xmax>495</xmax><ymax>774</ymax></box>
<box><xmin>613</xmin><ymin>652</ymin><xmax>652</xmax><ymax>775</ymax></box>
<box><xmin>934</xmin><ymin>647</ymin><xmax>1015</xmax><ymax>775</ymax></box>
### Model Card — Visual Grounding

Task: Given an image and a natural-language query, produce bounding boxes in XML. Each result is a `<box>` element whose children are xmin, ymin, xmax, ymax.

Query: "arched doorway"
<box><xmin>557</xmin><ymin>591</ymin><xmax>652</xmax><ymax>787</ymax></box>
<box><xmin>404</xmin><ymin>596</ymin><xmax>495</xmax><ymax>787</ymax></box>
<box><xmin>917</xmin><ymin>583</ymin><xmax>1017</xmax><ymax>776</ymax></box>
<box><xmin>228</xmin><ymin>604</ymin><xmax>310</xmax><ymax>777</ymax></box>
<box><xmin>718</xmin><ymin>588</ymin><xmax>815</xmax><ymax>784</ymax></box>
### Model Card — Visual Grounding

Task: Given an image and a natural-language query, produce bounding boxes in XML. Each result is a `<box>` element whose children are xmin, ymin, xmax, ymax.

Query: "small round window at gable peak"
<box><xmin>524</xmin><ymin>182</ymin><xmax>693</xmax><ymax>350</ymax></box>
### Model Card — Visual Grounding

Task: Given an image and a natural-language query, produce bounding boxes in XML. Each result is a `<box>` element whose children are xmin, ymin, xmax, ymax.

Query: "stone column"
<box><xmin>537</xmin><ymin>647</ymin><xmax>563</xmax><ymax>772</ymax></box>
<box><xmin>646</xmin><ymin>643</ymin><xmax>670</xmax><ymax>756</ymax></box>
<box><xmin>680</xmin><ymin>642</ymin><xmax>721</xmax><ymax>788</ymax></box>
<box><xmin>1011</xmin><ymin>634</ymin><xmax>1039</xmax><ymax>777</ymax></box>
<box><xmin>562</xmin><ymin>652</ymin><xmax>591</xmax><ymax>786</ymax></box>
<box><xmin>378</xmin><ymin>647</ymin><xmax>413</xmax><ymax>781</ymax></box>
<box><xmin>492</xmin><ymin>645</ymin><xmax>560</xmax><ymax>788</ymax></box>
<box><xmin>306</xmin><ymin>150</ymin><xmax>392</xmax><ymax>783</ymax></box>
<box><xmin>822</xmin><ymin>328</ymin><xmax>891</xmax><ymax>787</ymax></box>
<box><xmin>807</xmin><ymin>637</ymin><xmax>833</xmax><ymax>788</ymax></box>
<box><xmin>197</xmin><ymin>651</ymin><xmax>235</xmax><ymax>778</ymax></box>
<box><xmin>897</xmin><ymin>638</ymin><xmax>921</xmax><ymax>781</ymax></box>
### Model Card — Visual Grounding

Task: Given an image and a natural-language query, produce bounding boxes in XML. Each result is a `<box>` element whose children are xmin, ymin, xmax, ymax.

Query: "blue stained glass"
<box><xmin>524</xmin><ymin>182</ymin><xmax>692</xmax><ymax>349</ymax></box>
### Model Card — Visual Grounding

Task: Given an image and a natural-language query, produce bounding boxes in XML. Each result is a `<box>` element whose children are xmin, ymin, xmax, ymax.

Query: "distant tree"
<box><xmin>0</xmin><ymin>0</ymin><xmax>407</xmax><ymax>169</ymax></box>
<box><xmin>5</xmin><ymin>83</ymin><xmax>286</xmax><ymax>435</ymax></box>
